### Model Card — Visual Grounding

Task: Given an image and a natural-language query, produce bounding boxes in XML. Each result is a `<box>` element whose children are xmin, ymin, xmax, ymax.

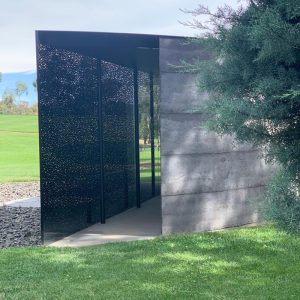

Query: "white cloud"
<box><xmin>0</xmin><ymin>0</ymin><xmax>244</xmax><ymax>73</ymax></box>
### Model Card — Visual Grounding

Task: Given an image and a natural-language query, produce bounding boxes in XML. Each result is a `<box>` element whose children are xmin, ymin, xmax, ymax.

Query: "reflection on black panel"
<box><xmin>101</xmin><ymin>61</ymin><xmax>136</xmax><ymax>217</ymax></box>
<box><xmin>37</xmin><ymin>45</ymin><xmax>101</xmax><ymax>243</ymax></box>
<box><xmin>37</xmin><ymin>44</ymin><xmax>160</xmax><ymax>244</ymax></box>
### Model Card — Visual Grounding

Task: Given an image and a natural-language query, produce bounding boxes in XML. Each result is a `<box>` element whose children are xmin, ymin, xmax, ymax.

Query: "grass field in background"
<box><xmin>140</xmin><ymin>147</ymin><xmax>161</xmax><ymax>183</ymax></box>
<box><xmin>0</xmin><ymin>115</ymin><xmax>160</xmax><ymax>183</ymax></box>
<box><xmin>1</xmin><ymin>226</ymin><xmax>300</xmax><ymax>299</ymax></box>
<box><xmin>0</xmin><ymin>115</ymin><xmax>39</xmax><ymax>182</ymax></box>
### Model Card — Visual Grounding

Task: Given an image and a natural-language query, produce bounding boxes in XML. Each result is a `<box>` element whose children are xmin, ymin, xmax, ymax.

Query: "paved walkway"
<box><xmin>3</xmin><ymin>197</ymin><xmax>40</xmax><ymax>208</ymax></box>
<box><xmin>50</xmin><ymin>196</ymin><xmax>162</xmax><ymax>247</ymax></box>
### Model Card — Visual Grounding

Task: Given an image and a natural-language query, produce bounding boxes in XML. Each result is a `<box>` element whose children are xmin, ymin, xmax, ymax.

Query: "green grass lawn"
<box><xmin>0</xmin><ymin>115</ymin><xmax>39</xmax><ymax>182</ymax></box>
<box><xmin>1</xmin><ymin>226</ymin><xmax>300</xmax><ymax>299</ymax></box>
<box><xmin>140</xmin><ymin>147</ymin><xmax>161</xmax><ymax>183</ymax></box>
<box><xmin>0</xmin><ymin>115</ymin><xmax>160</xmax><ymax>183</ymax></box>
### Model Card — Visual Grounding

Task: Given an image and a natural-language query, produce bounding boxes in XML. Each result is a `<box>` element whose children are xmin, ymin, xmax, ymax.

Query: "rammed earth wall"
<box><xmin>159</xmin><ymin>37</ymin><xmax>273</xmax><ymax>233</ymax></box>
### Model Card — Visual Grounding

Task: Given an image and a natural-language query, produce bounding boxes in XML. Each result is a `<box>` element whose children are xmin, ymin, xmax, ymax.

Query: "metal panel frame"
<box><xmin>36</xmin><ymin>31</ymin><xmax>163</xmax><ymax>243</ymax></box>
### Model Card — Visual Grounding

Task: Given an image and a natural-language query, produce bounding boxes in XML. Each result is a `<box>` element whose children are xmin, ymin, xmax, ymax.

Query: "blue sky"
<box><xmin>0</xmin><ymin>0</ymin><xmax>245</xmax><ymax>73</ymax></box>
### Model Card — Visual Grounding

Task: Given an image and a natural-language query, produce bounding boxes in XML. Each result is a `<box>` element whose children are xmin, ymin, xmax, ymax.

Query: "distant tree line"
<box><xmin>0</xmin><ymin>78</ymin><xmax>38</xmax><ymax>115</ymax></box>
<box><xmin>139</xmin><ymin>83</ymin><xmax>160</xmax><ymax>147</ymax></box>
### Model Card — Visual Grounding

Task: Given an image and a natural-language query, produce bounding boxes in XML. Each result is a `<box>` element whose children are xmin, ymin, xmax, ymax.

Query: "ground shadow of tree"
<box><xmin>0</xmin><ymin>226</ymin><xmax>300</xmax><ymax>299</ymax></box>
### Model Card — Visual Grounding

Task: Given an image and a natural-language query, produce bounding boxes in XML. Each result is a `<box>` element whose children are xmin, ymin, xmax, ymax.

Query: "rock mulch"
<box><xmin>0</xmin><ymin>181</ymin><xmax>40</xmax><ymax>206</ymax></box>
<box><xmin>0</xmin><ymin>206</ymin><xmax>41</xmax><ymax>248</ymax></box>
<box><xmin>0</xmin><ymin>182</ymin><xmax>41</xmax><ymax>248</ymax></box>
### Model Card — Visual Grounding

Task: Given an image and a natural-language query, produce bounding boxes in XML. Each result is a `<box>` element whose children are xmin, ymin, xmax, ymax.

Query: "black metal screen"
<box><xmin>37</xmin><ymin>32</ymin><xmax>160</xmax><ymax>243</ymax></box>
<box><xmin>37</xmin><ymin>45</ymin><xmax>102</xmax><ymax>242</ymax></box>
<box><xmin>101</xmin><ymin>61</ymin><xmax>136</xmax><ymax>218</ymax></box>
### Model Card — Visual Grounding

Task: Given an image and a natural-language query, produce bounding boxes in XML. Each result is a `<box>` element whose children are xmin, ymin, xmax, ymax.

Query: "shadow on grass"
<box><xmin>0</xmin><ymin>226</ymin><xmax>300</xmax><ymax>299</ymax></box>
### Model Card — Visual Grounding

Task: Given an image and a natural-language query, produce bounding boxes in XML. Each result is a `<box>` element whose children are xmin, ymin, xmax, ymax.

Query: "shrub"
<box><xmin>263</xmin><ymin>169</ymin><xmax>300</xmax><ymax>234</ymax></box>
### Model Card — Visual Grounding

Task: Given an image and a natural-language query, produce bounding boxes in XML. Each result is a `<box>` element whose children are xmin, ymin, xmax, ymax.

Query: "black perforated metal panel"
<box><xmin>37</xmin><ymin>45</ymin><xmax>102</xmax><ymax>242</ymax></box>
<box><xmin>37</xmin><ymin>31</ymin><xmax>161</xmax><ymax>244</ymax></box>
<box><xmin>101</xmin><ymin>61</ymin><xmax>136</xmax><ymax>217</ymax></box>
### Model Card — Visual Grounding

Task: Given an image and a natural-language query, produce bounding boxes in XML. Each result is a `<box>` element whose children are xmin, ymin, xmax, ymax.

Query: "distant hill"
<box><xmin>0</xmin><ymin>71</ymin><xmax>37</xmax><ymax>105</ymax></box>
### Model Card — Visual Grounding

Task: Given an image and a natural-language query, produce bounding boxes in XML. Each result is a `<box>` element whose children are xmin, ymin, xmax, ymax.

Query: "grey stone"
<box><xmin>160</xmin><ymin>113</ymin><xmax>255</xmax><ymax>155</ymax></box>
<box><xmin>162</xmin><ymin>186</ymin><xmax>264</xmax><ymax>233</ymax></box>
<box><xmin>5</xmin><ymin>197</ymin><xmax>40</xmax><ymax>208</ymax></box>
<box><xmin>160</xmin><ymin>73</ymin><xmax>209</xmax><ymax>114</ymax></box>
<box><xmin>0</xmin><ymin>206</ymin><xmax>41</xmax><ymax>248</ymax></box>
<box><xmin>0</xmin><ymin>182</ymin><xmax>39</xmax><ymax>206</ymax></box>
<box><xmin>161</xmin><ymin>151</ymin><xmax>274</xmax><ymax>196</ymax></box>
<box><xmin>159</xmin><ymin>37</ymin><xmax>275</xmax><ymax>233</ymax></box>
<box><xmin>159</xmin><ymin>37</ymin><xmax>211</xmax><ymax>73</ymax></box>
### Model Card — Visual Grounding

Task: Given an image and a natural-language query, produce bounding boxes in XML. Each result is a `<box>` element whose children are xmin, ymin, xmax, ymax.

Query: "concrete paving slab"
<box><xmin>3</xmin><ymin>197</ymin><xmax>40</xmax><ymax>208</ymax></box>
<box><xmin>50</xmin><ymin>196</ymin><xmax>162</xmax><ymax>247</ymax></box>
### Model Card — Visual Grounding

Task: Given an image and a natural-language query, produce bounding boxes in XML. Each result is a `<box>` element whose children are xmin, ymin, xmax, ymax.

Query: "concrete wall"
<box><xmin>159</xmin><ymin>37</ymin><xmax>273</xmax><ymax>234</ymax></box>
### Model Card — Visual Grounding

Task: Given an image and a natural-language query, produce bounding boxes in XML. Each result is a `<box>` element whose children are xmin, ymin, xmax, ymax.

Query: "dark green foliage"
<box><xmin>140</xmin><ymin>113</ymin><xmax>150</xmax><ymax>144</ymax></box>
<box><xmin>0</xmin><ymin>84</ymin><xmax>37</xmax><ymax>115</ymax></box>
<box><xmin>263</xmin><ymin>169</ymin><xmax>300</xmax><ymax>233</ymax></box>
<box><xmin>138</xmin><ymin>84</ymin><xmax>160</xmax><ymax>146</ymax></box>
<box><xmin>185</xmin><ymin>0</ymin><xmax>300</xmax><ymax>232</ymax></box>
<box><xmin>2</xmin><ymin>89</ymin><xmax>15</xmax><ymax>107</ymax></box>
<box><xmin>15</xmin><ymin>80</ymin><xmax>28</xmax><ymax>100</ymax></box>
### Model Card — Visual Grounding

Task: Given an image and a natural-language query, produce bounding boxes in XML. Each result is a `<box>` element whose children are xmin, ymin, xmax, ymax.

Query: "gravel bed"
<box><xmin>0</xmin><ymin>182</ymin><xmax>40</xmax><ymax>206</ymax></box>
<box><xmin>0</xmin><ymin>206</ymin><xmax>41</xmax><ymax>248</ymax></box>
<box><xmin>0</xmin><ymin>182</ymin><xmax>41</xmax><ymax>248</ymax></box>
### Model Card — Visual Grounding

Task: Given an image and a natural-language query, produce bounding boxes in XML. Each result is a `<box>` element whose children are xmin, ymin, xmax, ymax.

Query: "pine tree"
<box><xmin>184</xmin><ymin>0</ymin><xmax>300</xmax><ymax>232</ymax></box>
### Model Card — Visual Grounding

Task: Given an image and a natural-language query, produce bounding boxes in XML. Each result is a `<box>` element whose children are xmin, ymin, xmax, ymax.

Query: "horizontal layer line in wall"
<box><xmin>160</xmin><ymin>112</ymin><xmax>205</xmax><ymax>115</ymax></box>
<box><xmin>159</xmin><ymin>71</ymin><xmax>199</xmax><ymax>74</ymax></box>
<box><xmin>161</xmin><ymin>148</ymin><xmax>261</xmax><ymax>157</ymax></box>
<box><xmin>161</xmin><ymin>184</ymin><xmax>266</xmax><ymax>197</ymax></box>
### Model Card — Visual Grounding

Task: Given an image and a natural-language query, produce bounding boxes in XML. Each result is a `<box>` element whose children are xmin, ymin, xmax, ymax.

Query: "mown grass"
<box><xmin>140</xmin><ymin>147</ymin><xmax>160</xmax><ymax>183</ymax></box>
<box><xmin>0</xmin><ymin>115</ymin><xmax>161</xmax><ymax>183</ymax></box>
<box><xmin>0</xmin><ymin>226</ymin><xmax>300</xmax><ymax>299</ymax></box>
<box><xmin>0</xmin><ymin>115</ymin><xmax>39</xmax><ymax>182</ymax></box>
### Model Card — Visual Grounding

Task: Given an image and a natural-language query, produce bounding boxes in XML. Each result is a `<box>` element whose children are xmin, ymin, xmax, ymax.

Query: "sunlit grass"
<box><xmin>139</xmin><ymin>148</ymin><xmax>160</xmax><ymax>183</ymax></box>
<box><xmin>0</xmin><ymin>115</ymin><xmax>39</xmax><ymax>182</ymax></box>
<box><xmin>1</xmin><ymin>226</ymin><xmax>300</xmax><ymax>299</ymax></box>
<box><xmin>0</xmin><ymin>115</ymin><xmax>161</xmax><ymax>183</ymax></box>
